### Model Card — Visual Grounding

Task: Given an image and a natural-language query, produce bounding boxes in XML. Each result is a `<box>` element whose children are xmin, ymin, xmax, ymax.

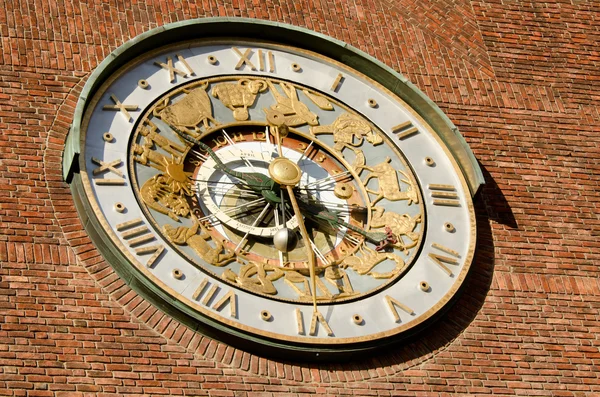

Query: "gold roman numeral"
<box><xmin>102</xmin><ymin>94</ymin><xmax>138</xmax><ymax>122</ymax></box>
<box><xmin>295</xmin><ymin>309</ymin><xmax>334</xmax><ymax>337</ymax></box>
<box><xmin>385</xmin><ymin>295</ymin><xmax>414</xmax><ymax>323</ymax></box>
<box><xmin>428</xmin><ymin>184</ymin><xmax>460</xmax><ymax>206</ymax></box>
<box><xmin>92</xmin><ymin>157</ymin><xmax>125</xmax><ymax>185</ymax></box>
<box><xmin>309</xmin><ymin>311</ymin><xmax>333</xmax><ymax>336</ymax></box>
<box><xmin>232</xmin><ymin>47</ymin><xmax>275</xmax><ymax>72</ymax></box>
<box><xmin>212</xmin><ymin>290</ymin><xmax>237</xmax><ymax>318</ymax></box>
<box><xmin>428</xmin><ymin>243</ymin><xmax>460</xmax><ymax>276</ymax></box>
<box><xmin>154</xmin><ymin>54</ymin><xmax>195</xmax><ymax>83</ymax></box>
<box><xmin>392</xmin><ymin>120</ymin><xmax>419</xmax><ymax>140</ymax></box>
<box><xmin>116</xmin><ymin>218</ymin><xmax>164</xmax><ymax>268</ymax></box>
<box><xmin>331</xmin><ymin>73</ymin><xmax>344</xmax><ymax>92</ymax></box>
<box><xmin>192</xmin><ymin>278</ymin><xmax>237</xmax><ymax>317</ymax></box>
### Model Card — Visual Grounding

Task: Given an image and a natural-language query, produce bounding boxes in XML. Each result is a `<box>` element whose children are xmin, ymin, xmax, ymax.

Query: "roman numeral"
<box><xmin>92</xmin><ymin>157</ymin><xmax>125</xmax><ymax>185</ymax></box>
<box><xmin>102</xmin><ymin>94</ymin><xmax>138</xmax><ymax>122</ymax></box>
<box><xmin>330</xmin><ymin>73</ymin><xmax>344</xmax><ymax>92</ymax></box>
<box><xmin>392</xmin><ymin>121</ymin><xmax>419</xmax><ymax>140</ymax></box>
<box><xmin>309</xmin><ymin>311</ymin><xmax>333</xmax><ymax>336</ymax></box>
<box><xmin>295</xmin><ymin>309</ymin><xmax>334</xmax><ymax>336</ymax></box>
<box><xmin>428</xmin><ymin>184</ymin><xmax>460</xmax><ymax>206</ymax></box>
<box><xmin>154</xmin><ymin>54</ymin><xmax>195</xmax><ymax>83</ymax></box>
<box><xmin>192</xmin><ymin>278</ymin><xmax>237</xmax><ymax>317</ymax></box>
<box><xmin>232</xmin><ymin>47</ymin><xmax>275</xmax><ymax>72</ymax></box>
<box><xmin>428</xmin><ymin>243</ymin><xmax>460</xmax><ymax>276</ymax></box>
<box><xmin>116</xmin><ymin>218</ymin><xmax>164</xmax><ymax>268</ymax></box>
<box><xmin>385</xmin><ymin>295</ymin><xmax>414</xmax><ymax>323</ymax></box>
<box><xmin>212</xmin><ymin>290</ymin><xmax>237</xmax><ymax>318</ymax></box>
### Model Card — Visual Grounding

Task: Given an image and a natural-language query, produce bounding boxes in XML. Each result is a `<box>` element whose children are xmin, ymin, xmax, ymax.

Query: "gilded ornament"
<box><xmin>264</xmin><ymin>80</ymin><xmax>318</xmax><ymax>127</ymax></box>
<box><xmin>223</xmin><ymin>261</ymin><xmax>284</xmax><ymax>295</ymax></box>
<box><xmin>324</xmin><ymin>266</ymin><xmax>356</xmax><ymax>297</ymax></box>
<box><xmin>163</xmin><ymin>221</ymin><xmax>235</xmax><ymax>267</ymax></box>
<box><xmin>140</xmin><ymin>174</ymin><xmax>191</xmax><ymax>222</ymax></box>
<box><xmin>302</xmin><ymin>89</ymin><xmax>333</xmax><ymax>110</ymax></box>
<box><xmin>139</xmin><ymin>121</ymin><xmax>186</xmax><ymax>161</ymax></box>
<box><xmin>370</xmin><ymin>207</ymin><xmax>422</xmax><ymax>253</ymax></box>
<box><xmin>310</xmin><ymin>113</ymin><xmax>381</xmax><ymax>169</ymax></box>
<box><xmin>359</xmin><ymin>157</ymin><xmax>418</xmax><ymax>206</ymax></box>
<box><xmin>340</xmin><ymin>245</ymin><xmax>407</xmax><ymax>279</ymax></box>
<box><xmin>310</xmin><ymin>113</ymin><xmax>382</xmax><ymax>151</ymax></box>
<box><xmin>158</xmin><ymin>83</ymin><xmax>217</xmax><ymax>130</ymax></box>
<box><xmin>211</xmin><ymin>79</ymin><xmax>267</xmax><ymax>121</ymax></box>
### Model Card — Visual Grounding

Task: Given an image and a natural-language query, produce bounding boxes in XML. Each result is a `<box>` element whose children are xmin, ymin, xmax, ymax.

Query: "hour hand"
<box><xmin>165</xmin><ymin>121</ymin><xmax>281</xmax><ymax>203</ymax></box>
<box><xmin>296</xmin><ymin>195</ymin><xmax>390</xmax><ymax>247</ymax></box>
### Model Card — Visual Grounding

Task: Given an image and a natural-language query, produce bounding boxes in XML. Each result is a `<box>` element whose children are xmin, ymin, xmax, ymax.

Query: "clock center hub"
<box><xmin>268</xmin><ymin>157</ymin><xmax>302</xmax><ymax>186</ymax></box>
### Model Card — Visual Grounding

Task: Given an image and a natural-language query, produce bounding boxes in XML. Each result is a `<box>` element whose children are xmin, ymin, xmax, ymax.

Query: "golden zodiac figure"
<box><xmin>340</xmin><ymin>245</ymin><xmax>407</xmax><ymax>279</ymax></box>
<box><xmin>140</xmin><ymin>174</ymin><xmax>191</xmax><ymax>222</ymax></box>
<box><xmin>323</xmin><ymin>266</ymin><xmax>356</xmax><ymax>297</ymax></box>
<box><xmin>370</xmin><ymin>206</ymin><xmax>421</xmax><ymax>253</ymax></box>
<box><xmin>158</xmin><ymin>83</ymin><xmax>217</xmax><ymax>130</ymax></box>
<box><xmin>302</xmin><ymin>89</ymin><xmax>334</xmax><ymax>110</ymax></box>
<box><xmin>263</xmin><ymin>80</ymin><xmax>319</xmax><ymax>127</ymax></box>
<box><xmin>310</xmin><ymin>113</ymin><xmax>381</xmax><ymax>169</ymax></box>
<box><xmin>139</xmin><ymin>121</ymin><xmax>186</xmax><ymax>161</ymax></box>
<box><xmin>222</xmin><ymin>261</ymin><xmax>284</xmax><ymax>295</ymax></box>
<box><xmin>283</xmin><ymin>268</ymin><xmax>335</xmax><ymax>300</ymax></box>
<box><xmin>358</xmin><ymin>157</ymin><xmax>419</xmax><ymax>205</ymax></box>
<box><xmin>211</xmin><ymin>79</ymin><xmax>267</xmax><ymax>121</ymax></box>
<box><xmin>282</xmin><ymin>266</ymin><xmax>356</xmax><ymax>300</ymax></box>
<box><xmin>132</xmin><ymin>137</ymin><xmax>172</xmax><ymax>171</ymax></box>
<box><xmin>163</xmin><ymin>221</ymin><xmax>235</xmax><ymax>267</ymax></box>
<box><xmin>133</xmin><ymin>141</ymin><xmax>193</xmax><ymax>196</ymax></box>
<box><xmin>310</xmin><ymin>113</ymin><xmax>382</xmax><ymax>150</ymax></box>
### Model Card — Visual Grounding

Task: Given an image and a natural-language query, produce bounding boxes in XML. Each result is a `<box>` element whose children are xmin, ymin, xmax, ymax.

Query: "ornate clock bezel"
<box><xmin>63</xmin><ymin>18</ymin><xmax>484</xmax><ymax>361</ymax></box>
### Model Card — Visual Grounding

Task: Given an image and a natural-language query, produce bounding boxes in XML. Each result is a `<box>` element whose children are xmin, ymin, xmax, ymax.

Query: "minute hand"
<box><xmin>297</xmin><ymin>198</ymin><xmax>390</xmax><ymax>246</ymax></box>
<box><xmin>167</xmin><ymin>122</ymin><xmax>280</xmax><ymax>203</ymax></box>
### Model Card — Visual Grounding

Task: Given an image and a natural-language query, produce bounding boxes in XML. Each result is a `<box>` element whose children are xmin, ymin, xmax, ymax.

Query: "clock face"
<box><xmin>78</xmin><ymin>39</ymin><xmax>476</xmax><ymax>354</ymax></box>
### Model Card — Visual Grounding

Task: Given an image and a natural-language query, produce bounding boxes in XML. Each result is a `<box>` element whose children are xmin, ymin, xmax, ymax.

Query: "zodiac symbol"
<box><xmin>323</xmin><ymin>266</ymin><xmax>356</xmax><ymax>297</ymax></box>
<box><xmin>222</xmin><ymin>261</ymin><xmax>283</xmax><ymax>295</ymax></box>
<box><xmin>163</xmin><ymin>221</ymin><xmax>235</xmax><ymax>267</ymax></box>
<box><xmin>211</xmin><ymin>79</ymin><xmax>267</xmax><ymax>121</ymax></box>
<box><xmin>358</xmin><ymin>157</ymin><xmax>419</xmax><ymax>206</ymax></box>
<box><xmin>158</xmin><ymin>83</ymin><xmax>217</xmax><ymax>130</ymax></box>
<box><xmin>140</xmin><ymin>174</ymin><xmax>191</xmax><ymax>222</ymax></box>
<box><xmin>370</xmin><ymin>207</ymin><xmax>422</xmax><ymax>253</ymax></box>
<box><xmin>139</xmin><ymin>121</ymin><xmax>186</xmax><ymax>161</ymax></box>
<box><xmin>132</xmin><ymin>137</ymin><xmax>172</xmax><ymax>171</ymax></box>
<box><xmin>311</xmin><ymin>113</ymin><xmax>381</xmax><ymax>150</ymax></box>
<box><xmin>340</xmin><ymin>244</ymin><xmax>407</xmax><ymax>279</ymax></box>
<box><xmin>310</xmin><ymin>113</ymin><xmax>381</xmax><ymax>169</ymax></box>
<box><xmin>263</xmin><ymin>80</ymin><xmax>319</xmax><ymax>127</ymax></box>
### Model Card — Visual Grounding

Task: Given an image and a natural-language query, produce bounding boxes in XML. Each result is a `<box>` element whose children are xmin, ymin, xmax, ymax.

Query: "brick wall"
<box><xmin>1</xmin><ymin>1</ymin><xmax>599</xmax><ymax>395</ymax></box>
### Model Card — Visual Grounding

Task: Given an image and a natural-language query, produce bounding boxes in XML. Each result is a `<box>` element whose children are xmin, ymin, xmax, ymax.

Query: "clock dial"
<box><xmin>128</xmin><ymin>77</ymin><xmax>423</xmax><ymax>304</ymax></box>
<box><xmin>77</xmin><ymin>39</ymin><xmax>476</xmax><ymax>352</ymax></box>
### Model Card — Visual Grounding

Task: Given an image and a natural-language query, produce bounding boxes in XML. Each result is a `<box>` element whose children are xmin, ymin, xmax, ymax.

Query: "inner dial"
<box><xmin>129</xmin><ymin>76</ymin><xmax>424</xmax><ymax>304</ymax></box>
<box><xmin>193</xmin><ymin>125</ymin><xmax>366</xmax><ymax>265</ymax></box>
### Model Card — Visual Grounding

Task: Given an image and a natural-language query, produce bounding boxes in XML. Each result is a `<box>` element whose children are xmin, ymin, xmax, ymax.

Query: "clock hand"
<box><xmin>195</xmin><ymin>196</ymin><xmax>266</xmax><ymax>223</ymax></box>
<box><xmin>300</xmin><ymin>170</ymin><xmax>352</xmax><ymax>190</ymax></box>
<box><xmin>296</xmin><ymin>195</ymin><xmax>393</xmax><ymax>248</ymax></box>
<box><xmin>296</xmin><ymin>141</ymin><xmax>314</xmax><ymax>165</ymax></box>
<box><xmin>234</xmin><ymin>202</ymin><xmax>272</xmax><ymax>252</ymax></box>
<box><xmin>286</xmin><ymin>185</ymin><xmax>318</xmax><ymax>312</ymax></box>
<box><xmin>269</xmin><ymin>124</ymin><xmax>318</xmax><ymax>312</ymax></box>
<box><xmin>167</xmin><ymin>122</ymin><xmax>281</xmax><ymax>204</ymax></box>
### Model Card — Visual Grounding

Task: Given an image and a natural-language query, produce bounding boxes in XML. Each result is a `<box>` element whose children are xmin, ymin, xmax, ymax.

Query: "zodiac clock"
<box><xmin>64</xmin><ymin>19</ymin><xmax>484</xmax><ymax>360</ymax></box>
